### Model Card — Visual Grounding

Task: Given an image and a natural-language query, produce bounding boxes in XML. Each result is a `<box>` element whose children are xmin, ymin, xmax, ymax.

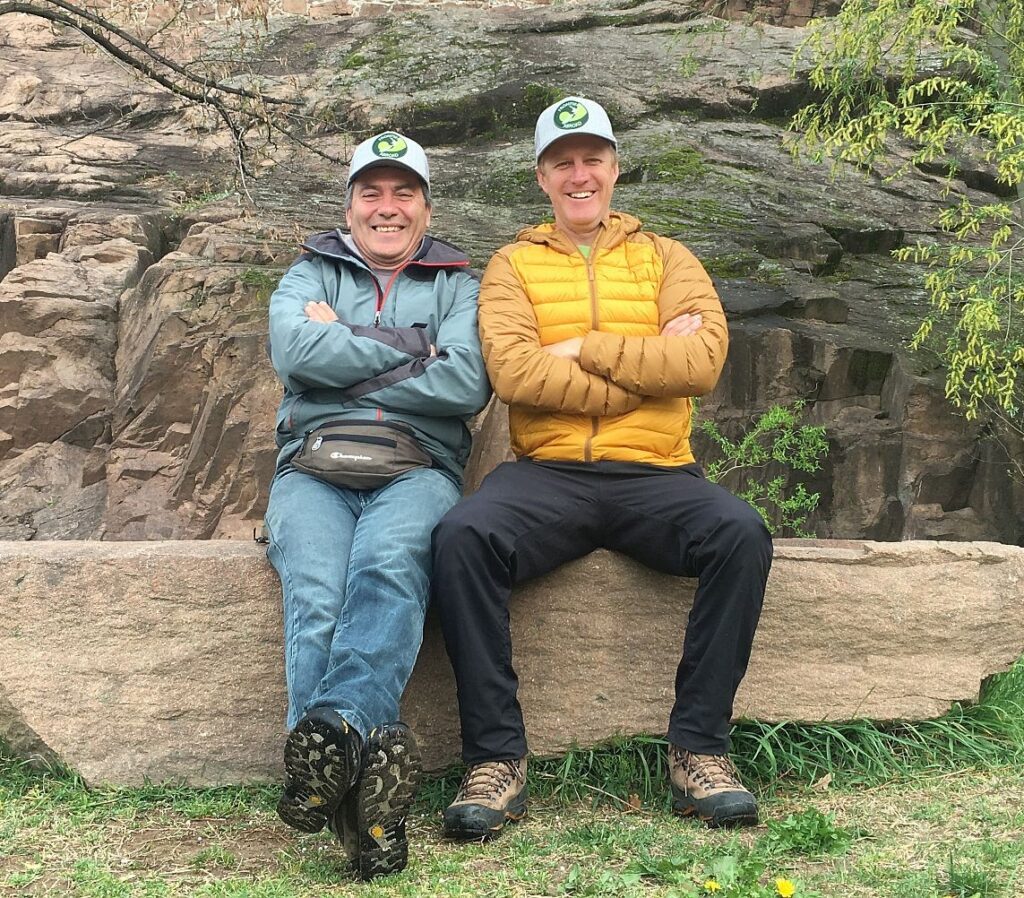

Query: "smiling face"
<box><xmin>536</xmin><ymin>134</ymin><xmax>619</xmax><ymax>245</ymax></box>
<box><xmin>345</xmin><ymin>167</ymin><xmax>431</xmax><ymax>268</ymax></box>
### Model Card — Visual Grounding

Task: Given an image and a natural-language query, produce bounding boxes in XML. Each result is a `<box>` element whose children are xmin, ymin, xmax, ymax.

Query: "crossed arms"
<box><xmin>268</xmin><ymin>255</ymin><xmax>490</xmax><ymax>418</ymax></box>
<box><xmin>478</xmin><ymin>236</ymin><xmax>729</xmax><ymax>416</ymax></box>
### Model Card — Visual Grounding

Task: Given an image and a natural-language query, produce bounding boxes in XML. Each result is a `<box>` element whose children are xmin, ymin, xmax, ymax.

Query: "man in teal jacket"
<box><xmin>264</xmin><ymin>131</ymin><xmax>490</xmax><ymax>880</ymax></box>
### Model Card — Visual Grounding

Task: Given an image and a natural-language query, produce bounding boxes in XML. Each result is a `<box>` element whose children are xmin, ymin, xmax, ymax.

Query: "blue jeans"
<box><xmin>265</xmin><ymin>465</ymin><xmax>461</xmax><ymax>737</ymax></box>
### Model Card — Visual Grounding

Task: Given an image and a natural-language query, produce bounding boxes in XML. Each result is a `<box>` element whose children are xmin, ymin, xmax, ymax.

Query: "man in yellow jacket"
<box><xmin>432</xmin><ymin>97</ymin><xmax>773</xmax><ymax>838</ymax></box>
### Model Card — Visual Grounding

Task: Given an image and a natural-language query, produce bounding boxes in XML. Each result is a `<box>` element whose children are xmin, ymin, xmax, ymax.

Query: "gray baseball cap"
<box><xmin>347</xmin><ymin>131</ymin><xmax>430</xmax><ymax>187</ymax></box>
<box><xmin>534</xmin><ymin>96</ymin><xmax>617</xmax><ymax>162</ymax></box>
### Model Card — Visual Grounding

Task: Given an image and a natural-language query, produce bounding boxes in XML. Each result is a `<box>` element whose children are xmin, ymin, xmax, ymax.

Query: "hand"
<box><xmin>430</xmin><ymin>344</ymin><xmax>437</xmax><ymax>357</ymax></box>
<box><xmin>661</xmin><ymin>313</ymin><xmax>703</xmax><ymax>337</ymax></box>
<box><xmin>304</xmin><ymin>301</ymin><xmax>338</xmax><ymax>323</ymax></box>
<box><xmin>542</xmin><ymin>336</ymin><xmax>584</xmax><ymax>361</ymax></box>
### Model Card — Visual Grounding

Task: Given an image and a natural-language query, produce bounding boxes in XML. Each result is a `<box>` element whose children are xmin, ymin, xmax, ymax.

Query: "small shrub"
<box><xmin>701</xmin><ymin>401</ymin><xmax>828</xmax><ymax>537</ymax></box>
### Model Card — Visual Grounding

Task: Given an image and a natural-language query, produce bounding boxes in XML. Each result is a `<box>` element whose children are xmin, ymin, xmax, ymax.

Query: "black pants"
<box><xmin>431</xmin><ymin>459</ymin><xmax>773</xmax><ymax>764</ymax></box>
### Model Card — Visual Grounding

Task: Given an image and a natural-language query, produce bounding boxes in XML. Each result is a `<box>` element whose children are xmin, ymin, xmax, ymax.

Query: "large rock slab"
<box><xmin>1</xmin><ymin>539</ymin><xmax>1021</xmax><ymax>786</ymax></box>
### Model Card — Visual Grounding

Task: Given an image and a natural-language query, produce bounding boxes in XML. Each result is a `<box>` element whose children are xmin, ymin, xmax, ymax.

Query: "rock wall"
<box><xmin>706</xmin><ymin>0</ymin><xmax>844</xmax><ymax>28</ymax></box>
<box><xmin>3</xmin><ymin>539</ymin><xmax>1022</xmax><ymax>783</ymax></box>
<box><xmin>78</xmin><ymin>0</ymin><xmax>553</xmax><ymax>27</ymax></box>
<box><xmin>0</xmin><ymin>0</ymin><xmax>1021</xmax><ymax>543</ymax></box>
<box><xmin>76</xmin><ymin>0</ymin><xmax>840</xmax><ymax>26</ymax></box>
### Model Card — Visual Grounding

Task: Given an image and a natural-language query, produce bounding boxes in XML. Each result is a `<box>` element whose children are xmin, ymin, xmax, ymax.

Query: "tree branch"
<box><xmin>0</xmin><ymin>0</ymin><xmax>348</xmax><ymax>178</ymax></box>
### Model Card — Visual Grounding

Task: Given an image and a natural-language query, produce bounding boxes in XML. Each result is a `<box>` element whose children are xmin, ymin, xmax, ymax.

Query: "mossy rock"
<box><xmin>388</xmin><ymin>83</ymin><xmax>566</xmax><ymax>146</ymax></box>
<box><xmin>623</xmin><ymin>146</ymin><xmax>707</xmax><ymax>184</ymax></box>
<box><xmin>703</xmin><ymin>251</ymin><xmax>763</xmax><ymax>279</ymax></box>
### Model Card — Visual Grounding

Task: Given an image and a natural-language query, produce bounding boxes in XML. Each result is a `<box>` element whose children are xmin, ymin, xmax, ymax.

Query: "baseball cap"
<box><xmin>534</xmin><ymin>96</ymin><xmax>617</xmax><ymax>162</ymax></box>
<box><xmin>347</xmin><ymin>131</ymin><xmax>430</xmax><ymax>187</ymax></box>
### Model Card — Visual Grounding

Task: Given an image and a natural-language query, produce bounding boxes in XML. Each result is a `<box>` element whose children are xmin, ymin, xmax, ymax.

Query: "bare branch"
<box><xmin>0</xmin><ymin>0</ymin><xmax>350</xmax><ymax>180</ymax></box>
<box><xmin>14</xmin><ymin>0</ymin><xmax>298</xmax><ymax>105</ymax></box>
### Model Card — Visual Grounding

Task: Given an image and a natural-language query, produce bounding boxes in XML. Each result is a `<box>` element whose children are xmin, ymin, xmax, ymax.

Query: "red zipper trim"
<box><xmin>373</xmin><ymin>258</ymin><xmax>468</xmax><ymax>324</ymax></box>
<box><xmin>374</xmin><ymin>262</ymin><xmax>407</xmax><ymax>326</ymax></box>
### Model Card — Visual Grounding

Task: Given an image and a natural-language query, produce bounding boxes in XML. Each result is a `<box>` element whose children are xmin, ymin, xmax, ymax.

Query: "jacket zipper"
<box><xmin>371</xmin><ymin>264</ymin><xmax>409</xmax><ymax>420</ymax></box>
<box><xmin>584</xmin><ymin>251</ymin><xmax>600</xmax><ymax>463</ymax></box>
<box><xmin>373</xmin><ymin>264</ymin><xmax>405</xmax><ymax>326</ymax></box>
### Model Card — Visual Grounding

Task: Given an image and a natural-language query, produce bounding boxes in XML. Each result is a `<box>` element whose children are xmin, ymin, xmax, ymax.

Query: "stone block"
<box><xmin>15</xmin><ymin>232</ymin><xmax>60</xmax><ymax>266</ymax></box>
<box><xmin>308</xmin><ymin>0</ymin><xmax>352</xmax><ymax>18</ymax></box>
<box><xmin>14</xmin><ymin>217</ymin><xmax>62</xmax><ymax>237</ymax></box>
<box><xmin>1</xmin><ymin>539</ymin><xmax>1022</xmax><ymax>786</ymax></box>
<box><xmin>14</xmin><ymin>217</ymin><xmax>63</xmax><ymax>267</ymax></box>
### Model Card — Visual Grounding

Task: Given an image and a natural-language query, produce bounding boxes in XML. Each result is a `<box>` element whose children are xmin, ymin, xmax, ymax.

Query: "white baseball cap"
<box><xmin>347</xmin><ymin>131</ymin><xmax>430</xmax><ymax>187</ymax></box>
<box><xmin>534</xmin><ymin>96</ymin><xmax>617</xmax><ymax>162</ymax></box>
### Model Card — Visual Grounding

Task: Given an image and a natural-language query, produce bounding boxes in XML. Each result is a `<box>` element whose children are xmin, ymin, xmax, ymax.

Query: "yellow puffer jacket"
<box><xmin>479</xmin><ymin>212</ymin><xmax>728</xmax><ymax>465</ymax></box>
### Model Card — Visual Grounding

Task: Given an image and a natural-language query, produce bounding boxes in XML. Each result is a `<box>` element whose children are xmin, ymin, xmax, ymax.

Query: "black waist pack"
<box><xmin>291</xmin><ymin>419</ymin><xmax>432</xmax><ymax>489</ymax></box>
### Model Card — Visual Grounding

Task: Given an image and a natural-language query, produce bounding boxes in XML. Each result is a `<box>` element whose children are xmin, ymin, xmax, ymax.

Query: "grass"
<box><xmin>2</xmin><ymin>660</ymin><xmax>1022</xmax><ymax>896</ymax></box>
<box><xmin>421</xmin><ymin>659</ymin><xmax>1022</xmax><ymax>829</ymax></box>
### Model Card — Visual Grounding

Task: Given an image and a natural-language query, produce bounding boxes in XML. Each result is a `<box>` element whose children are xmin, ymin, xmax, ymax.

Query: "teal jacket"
<box><xmin>269</xmin><ymin>230</ymin><xmax>491</xmax><ymax>483</ymax></box>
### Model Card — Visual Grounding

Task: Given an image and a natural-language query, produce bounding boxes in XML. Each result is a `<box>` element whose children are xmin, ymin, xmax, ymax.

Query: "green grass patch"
<box><xmin>340</xmin><ymin>51</ymin><xmax>366</xmax><ymax>70</ymax></box>
<box><xmin>763</xmin><ymin>808</ymin><xmax>857</xmax><ymax>856</ymax></box>
<box><xmin>424</xmin><ymin>658</ymin><xmax>1024</xmax><ymax>814</ymax></box>
<box><xmin>2</xmin><ymin>661</ymin><xmax>1022</xmax><ymax>896</ymax></box>
<box><xmin>733</xmin><ymin>657</ymin><xmax>1024</xmax><ymax>789</ymax></box>
<box><xmin>238</xmin><ymin>266</ymin><xmax>283</xmax><ymax>309</ymax></box>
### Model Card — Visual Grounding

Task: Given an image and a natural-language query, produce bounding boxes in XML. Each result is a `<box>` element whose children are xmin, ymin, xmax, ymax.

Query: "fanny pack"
<box><xmin>291</xmin><ymin>419</ymin><xmax>432</xmax><ymax>489</ymax></box>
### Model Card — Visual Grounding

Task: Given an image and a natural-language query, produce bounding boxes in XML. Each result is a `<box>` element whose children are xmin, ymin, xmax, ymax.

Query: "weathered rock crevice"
<box><xmin>0</xmin><ymin>202</ymin><xmax>225</xmax><ymax>540</ymax></box>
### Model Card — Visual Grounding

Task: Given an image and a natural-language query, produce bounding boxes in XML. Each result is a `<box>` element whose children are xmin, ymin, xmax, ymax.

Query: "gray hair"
<box><xmin>344</xmin><ymin>179</ymin><xmax>432</xmax><ymax>212</ymax></box>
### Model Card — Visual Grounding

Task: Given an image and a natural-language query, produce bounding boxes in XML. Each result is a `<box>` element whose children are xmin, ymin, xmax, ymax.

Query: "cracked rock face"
<box><xmin>0</xmin><ymin>0</ymin><xmax>1021</xmax><ymax>543</ymax></box>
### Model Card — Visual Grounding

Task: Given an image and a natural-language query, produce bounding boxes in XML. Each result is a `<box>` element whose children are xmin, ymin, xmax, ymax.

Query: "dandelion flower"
<box><xmin>775</xmin><ymin>878</ymin><xmax>797</xmax><ymax>897</ymax></box>
<box><xmin>704</xmin><ymin>880</ymin><xmax>722</xmax><ymax>893</ymax></box>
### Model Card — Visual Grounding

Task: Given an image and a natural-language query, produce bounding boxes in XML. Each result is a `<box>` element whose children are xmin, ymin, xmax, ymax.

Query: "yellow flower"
<box><xmin>775</xmin><ymin>878</ymin><xmax>797</xmax><ymax>897</ymax></box>
<box><xmin>704</xmin><ymin>880</ymin><xmax>722</xmax><ymax>893</ymax></box>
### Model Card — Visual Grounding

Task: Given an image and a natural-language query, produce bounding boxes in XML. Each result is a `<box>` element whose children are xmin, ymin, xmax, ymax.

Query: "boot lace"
<box><xmin>671</xmin><ymin>746</ymin><xmax>742</xmax><ymax>792</ymax></box>
<box><xmin>456</xmin><ymin>759</ymin><xmax>524</xmax><ymax>803</ymax></box>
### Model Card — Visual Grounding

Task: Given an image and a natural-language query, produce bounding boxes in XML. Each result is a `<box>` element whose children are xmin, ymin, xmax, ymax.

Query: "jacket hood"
<box><xmin>300</xmin><ymin>229</ymin><xmax>471</xmax><ymax>268</ymax></box>
<box><xmin>514</xmin><ymin>211</ymin><xmax>643</xmax><ymax>252</ymax></box>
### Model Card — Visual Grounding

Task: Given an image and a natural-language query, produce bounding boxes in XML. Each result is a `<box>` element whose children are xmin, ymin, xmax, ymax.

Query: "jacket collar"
<box><xmin>515</xmin><ymin>211</ymin><xmax>643</xmax><ymax>254</ymax></box>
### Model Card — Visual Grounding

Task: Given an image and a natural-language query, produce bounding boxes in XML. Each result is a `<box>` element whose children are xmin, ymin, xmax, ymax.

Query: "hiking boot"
<box><xmin>331</xmin><ymin>722</ymin><xmax>423</xmax><ymax>881</ymax></box>
<box><xmin>443</xmin><ymin>758</ymin><xmax>528</xmax><ymax>840</ymax></box>
<box><xmin>669</xmin><ymin>745</ymin><xmax>758</xmax><ymax>828</ymax></box>
<box><xmin>277</xmin><ymin>708</ymin><xmax>362</xmax><ymax>834</ymax></box>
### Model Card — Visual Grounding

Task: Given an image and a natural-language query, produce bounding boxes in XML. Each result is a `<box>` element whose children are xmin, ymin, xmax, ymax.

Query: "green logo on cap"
<box><xmin>554</xmin><ymin>100</ymin><xmax>589</xmax><ymax>130</ymax></box>
<box><xmin>372</xmin><ymin>133</ymin><xmax>408</xmax><ymax>158</ymax></box>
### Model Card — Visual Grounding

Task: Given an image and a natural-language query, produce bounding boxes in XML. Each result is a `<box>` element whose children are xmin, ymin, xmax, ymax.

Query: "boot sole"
<box><xmin>444</xmin><ymin>790</ymin><xmax>528</xmax><ymax>841</ymax></box>
<box><xmin>277</xmin><ymin>714</ymin><xmax>356</xmax><ymax>834</ymax></box>
<box><xmin>352</xmin><ymin>724</ymin><xmax>423</xmax><ymax>880</ymax></box>
<box><xmin>444</xmin><ymin>807</ymin><xmax>527</xmax><ymax>841</ymax></box>
<box><xmin>672</xmin><ymin>795</ymin><xmax>759</xmax><ymax>829</ymax></box>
